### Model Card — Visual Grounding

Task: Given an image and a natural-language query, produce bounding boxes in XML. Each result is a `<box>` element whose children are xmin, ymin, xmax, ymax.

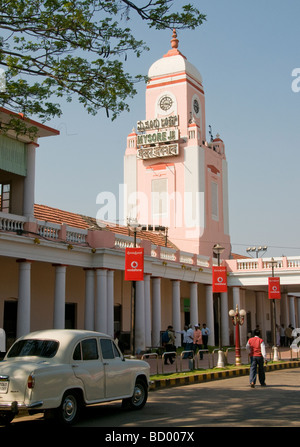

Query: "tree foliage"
<box><xmin>0</xmin><ymin>0</ymin><xmax>205</xmax><ymax>133</ymax></box>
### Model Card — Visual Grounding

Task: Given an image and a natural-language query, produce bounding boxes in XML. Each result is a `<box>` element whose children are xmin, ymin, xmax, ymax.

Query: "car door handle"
<box><xmin>72</xmin><ymin>364</ymin><xmax>79</xmax><ymax>368</ymax></box>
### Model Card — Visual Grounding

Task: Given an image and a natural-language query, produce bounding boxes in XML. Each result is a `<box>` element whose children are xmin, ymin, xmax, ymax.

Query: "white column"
<box><xmin>190</xmin><ymin>282</ymin><xmax>198</xmax><ymax>327</ymax></box>
<box><xmin>95</xmin><ymin>269</ymin><xmax>107</xmax><ymax>333</ymax></box>
<box><xmin>297</xmin><ymin>298</ymin><xmax>300</xmax><ymax>328</ymax></box>
<box><xmin>280</xmin><ymin>293</ymin><xmax>289</xmax><ymax>328</ymax></box>
<box><xmin>23</xmin><ymin>142</ymin><xmax>37</xmax><ymax>220</ymax></box>
<box><xmin>205</xmin><ymin>285</ymin><xmax>215</xmax><ymax>346</ymax></box>
<box><xmin>221</xmin><ymin>292</ymin><xmax>229</xmax><ymax>346</ymax></box>
<box><xmin>17</xmin><ymin>260</ymin><xmax>31</xmax><ymax>338</ymax></box>
<box><xmin>53</xmin><ymin>265</ymin><xmax>66</xmax><ymax>329</ymax></box>
<box><xmin>232</xmin><ymin>286</ymin><xmax>240</xmax><ymax>311</ymax></box>
<box><xmin>152</xmin><ymin>277</ymin><xmax>161</xmax><ymax>347</ymax></box>
<box><xmin>84</xmin><ymin>269</ymin><xmax>94</xmax><ymax>330</ymax></box>
<box><xmin>135</xmin><ymin>280</ymin><xmax>145</xmax><ymax>353</ymax></box>
<box><xmin>255</xmin><ymin>292</ymin><xmax>264</xmax><ymax>338</ymax></box>
<box><xmin>289</xmin><ymin>296</ymin><xmax>296</xmax><ymax>328</ymax></box>
<box><xmin>107</xmin><ymin>270</ymin><xmax>114</xmax><ymax>337</ymax></box>
<box><xmin>172</xmin><ymin>280</ymin><xmax>181</xmax><ymax>347</ymax></box>
<box><xmin>144</xmin><ymin>274</ymin><xmax>151</xmax><ymax>348</ymax></box>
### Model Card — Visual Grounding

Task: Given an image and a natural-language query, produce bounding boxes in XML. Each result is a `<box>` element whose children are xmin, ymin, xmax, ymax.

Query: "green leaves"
<box><xmin>0</xmin><ymin>0</ymin><xmax>206</xmax><ymax>132</ymax></box>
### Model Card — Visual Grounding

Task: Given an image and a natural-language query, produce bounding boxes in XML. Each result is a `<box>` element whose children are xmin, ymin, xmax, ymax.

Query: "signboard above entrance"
<box><xmin>137</xmin><ymin>144</ymin><xmax>178</xmax><ymax>160</ymax></box>
<box><xmin>136</xmin><ymin>115</ymin><xmax>179</xmax><ymax>159</ymax></box>
<box><xmin>137</xmin><ymin>115</ymin><xmax>178</xmax><ymax>132</ymax></box>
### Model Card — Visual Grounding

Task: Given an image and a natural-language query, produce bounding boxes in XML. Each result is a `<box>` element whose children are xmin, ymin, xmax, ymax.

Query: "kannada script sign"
<box><xmin>137</xmin><ymin>143</ymin><xmax>179</xmax><ymax>159</ymax></box>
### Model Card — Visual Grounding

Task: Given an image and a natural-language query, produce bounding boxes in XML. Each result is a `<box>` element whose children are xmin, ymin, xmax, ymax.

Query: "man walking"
<box><xmin>246</xmin><ymin>329</ymin><xmax>267</xmax><ymax>388</ymax></box>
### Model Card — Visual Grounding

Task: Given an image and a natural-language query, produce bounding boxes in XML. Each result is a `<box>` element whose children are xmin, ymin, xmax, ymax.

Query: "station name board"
<box><xmin>137</xmin><ymin>129</ymin><xmax>178</xmax><ymax>146</ymax></box>
<box><xmin>136</xmin><ymin>115</ymin><xmax>179</xmax><ymax>159</ymax></box>
<box><xmin>137</xmin><ymin>144</ymin><xmax>179</xmax><ymax>160</ymax></box>
<box><xmin>137</xmin><ymin>115</ymin><xmax>178</xmax><ymax>131</ymax></box>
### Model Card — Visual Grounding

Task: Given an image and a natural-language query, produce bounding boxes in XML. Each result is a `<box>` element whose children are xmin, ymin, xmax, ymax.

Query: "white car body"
<box><xmin>0</xmin><ymin>329</ymin><xmax>150</xmax><ymax>425</ymax></box>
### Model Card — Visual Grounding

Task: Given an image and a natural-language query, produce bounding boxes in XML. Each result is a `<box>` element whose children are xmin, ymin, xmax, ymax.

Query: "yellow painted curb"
<box><xmin>149</xmin><ymin>360</ymin><xmax>300</xmax><ymax>391</ymax></box>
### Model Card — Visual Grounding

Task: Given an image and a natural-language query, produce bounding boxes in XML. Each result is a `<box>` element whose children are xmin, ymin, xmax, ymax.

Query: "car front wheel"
<box><xmin>122</xmin><ymin>379</ymin><xmax>148</xmax><ymax>410</ymax></box>
<box><xmin>0</xmin><ymin>412</ymin><xmax>15</xmax><ymax>426</ymax></box>
<box><xmin>56</xmin><ymin>390</ymin><xmax>81</xmax><ymax>425</ymax></box>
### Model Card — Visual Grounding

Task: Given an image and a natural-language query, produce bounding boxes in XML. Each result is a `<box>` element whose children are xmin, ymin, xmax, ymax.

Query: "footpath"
<box><xmin>144</xmin><ymin>347</ymin><xmax>300</xmax><ymax>391</ymax></box>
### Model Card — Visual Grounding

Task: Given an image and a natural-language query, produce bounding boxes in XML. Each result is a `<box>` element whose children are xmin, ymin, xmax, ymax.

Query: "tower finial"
<box><xmin>163</xmin><ymin>28</ymin><xmax>186</xmax><ymax>59</ymax></box>
<box><xmin>171</xmin><ymin>29</ymin><xmax>179</xmax><ymax>49</ymax></box>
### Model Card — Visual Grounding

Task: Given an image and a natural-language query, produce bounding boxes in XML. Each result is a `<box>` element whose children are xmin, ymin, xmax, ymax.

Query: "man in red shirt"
<box><xmin>246</xmin><ymin>329</ymin><xmax>267</xmax><ymax>388</ymax></box>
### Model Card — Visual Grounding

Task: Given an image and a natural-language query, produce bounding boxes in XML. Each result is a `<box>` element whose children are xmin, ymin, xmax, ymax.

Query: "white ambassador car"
<box><xmin>0</xmin><ymin>329</ymin><xmax>150</xmax><ymax>425</ymax></box>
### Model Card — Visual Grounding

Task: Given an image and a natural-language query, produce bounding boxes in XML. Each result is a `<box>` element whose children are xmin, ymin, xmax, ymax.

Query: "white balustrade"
<box><xmin>66</xmin><ymin>226</ymin><xmax>87</xmax><ymax>244</ymax></box>
<box><xmin>37</xmin><ymin>221</ymin><xmax>60</xmax><ymax>239</ymax></box>
<box><xmin>115</xmin><ymin>234</ymin><xmax>140</xmax><ymax>249</ymax></box>
<box><xmin>237</xmin><ymin>260</ymin><xmax>258</xmax><ymax>270</ymax></box>
<box><xmin>0</xmin><ymin>212</ymin><xmax>26</xmax><ymax>232</ymax></box>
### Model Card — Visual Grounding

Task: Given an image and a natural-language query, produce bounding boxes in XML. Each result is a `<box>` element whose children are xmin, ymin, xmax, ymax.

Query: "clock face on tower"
<box><xmin>159</xmin><ymin>95</ymin><xmax>173</xmax><ymax>111</ymax></box>
<box><xmin>192</xmin><ymin>94</ymin><xmax>201</xmax><ymax>118</ymax></box>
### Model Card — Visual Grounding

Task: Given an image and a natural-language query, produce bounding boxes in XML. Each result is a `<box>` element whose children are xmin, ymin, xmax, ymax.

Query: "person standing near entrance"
<box><xmin>201</xmin><ymin>323</ymin><xmax>210</xmax><ymax>350</ymax></box>
<box><xmin>193</xmin><ymin>324</ymin><xmax>203</xmax><ymax>359</ymax></box>
<box><xmin>183</xmin><ymin>324</ymin><xmax>194</xmax><ymax>359</ymax></box>
<box><xmin>246</xmin><ymin>329</ymin><xmax>267</xmax><ymax>388</ymax></box>
<box><xmin>163</xmin><ymin>326</ymin><xmax>176</xmax><ymax>365</ymax></box>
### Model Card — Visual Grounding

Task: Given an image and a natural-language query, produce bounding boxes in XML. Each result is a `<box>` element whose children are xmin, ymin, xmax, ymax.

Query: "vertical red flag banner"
<box><xmin>125</xmin><ymin>247</ymin><xmax>144</xmax><ymax>281</ymax></box>
<box><xmin>268</xmin><ymin>277</ymin><xmax>281</xmax><ymax>299</ymax></box>
<box><xmin>212</xmin><ymin>266</ymin><xmax>227</xmax><ymax>293</ymax></box>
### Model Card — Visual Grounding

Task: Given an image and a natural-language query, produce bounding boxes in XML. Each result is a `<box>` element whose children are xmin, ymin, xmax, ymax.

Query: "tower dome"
<box><xmin>148</xmin><ymin>29</ymin><xmax>203</xmax><ymax>84</ymax></box>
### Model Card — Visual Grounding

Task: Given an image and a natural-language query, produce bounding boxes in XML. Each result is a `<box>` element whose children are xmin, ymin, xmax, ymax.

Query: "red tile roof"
<box><xmin>34</xmin><ymin>204</ymin><xmax>177</xmax><ymax>249</ymax></box>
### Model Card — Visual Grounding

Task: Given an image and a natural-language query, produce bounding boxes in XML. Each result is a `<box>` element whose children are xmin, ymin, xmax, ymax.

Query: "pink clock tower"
<box><xmin>124</xmin><ymin>30</ymin><xmax>231</xmax><ymax>258</ymax></box>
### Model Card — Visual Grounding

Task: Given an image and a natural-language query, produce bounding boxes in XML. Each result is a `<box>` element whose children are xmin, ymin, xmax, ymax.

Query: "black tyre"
<box><xmin>56</xmin><ymin>390</ymin><xmax>81</xmax><ymax>425</ymax></box>
<box><xmin>122</xmin><ymin>379</ymin><xmax>148</xmax><ymax>410</ymax></box>
<box><xmin>0</xmin><ymin>412</ymin><xmax>15</xmax><ymax>426</ymax></box>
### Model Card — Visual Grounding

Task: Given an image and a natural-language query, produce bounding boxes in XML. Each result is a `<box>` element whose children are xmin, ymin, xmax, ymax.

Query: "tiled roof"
<box><xmin>34</xmin><ymin>204</ymin><xmax>178</xmax><ymax>249</ymax></box>
<box><xmin>230</xmin><ymin>252</ymin><xmax>250</xmax><ymax>259</ymax></box>
<box><xmin>34</xmin><ymin>204</ymin><xmax>89</xmax><ymax>229</ymax></box>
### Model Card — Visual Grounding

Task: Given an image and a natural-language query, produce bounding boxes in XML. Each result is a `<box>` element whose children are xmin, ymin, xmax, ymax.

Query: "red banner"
<box><xmin>125</xmin><ymin>247</ymin><xmax>144</xmax><ymax>281</ymax></box>
<box><xmin>268</xmin><ymin>277</ymin><xmax>281</xmax><ymax>299</ymax></box>
<box><xmin>212</xmin><ymin>266</ymin><xmax>227</xmax><ymax>293</ymax></box>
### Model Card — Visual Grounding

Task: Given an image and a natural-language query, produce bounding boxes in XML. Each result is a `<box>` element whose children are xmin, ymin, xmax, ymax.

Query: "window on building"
<box><xmin>152</xmin><ymin>178</ymin><xmax>168</xmax><ymax>219</ymax></box>
<box><xmin>0</xmin><ymin>183</ymin><xmax>11</xmax><ymax>213</ymax></box>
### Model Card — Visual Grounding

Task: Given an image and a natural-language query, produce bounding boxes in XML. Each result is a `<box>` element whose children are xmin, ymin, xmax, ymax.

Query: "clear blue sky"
<box><xmin>35</xmin><ymin>0</ymin><xmax>300</xmax><ymax>258</ymax></box>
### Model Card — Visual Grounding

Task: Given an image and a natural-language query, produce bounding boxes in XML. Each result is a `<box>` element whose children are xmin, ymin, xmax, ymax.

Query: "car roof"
<box><xmin>15</xmin><ymin>330</ymin><xmax>112</xmax><ymax>361</ymax></box>
<box><xmin>21</xmin><ymin>329</ymin><xmax>109</xmax><ymax>341</ymax></box>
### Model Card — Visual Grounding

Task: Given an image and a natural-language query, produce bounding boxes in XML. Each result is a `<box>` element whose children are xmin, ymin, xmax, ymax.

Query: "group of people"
<box><xmin>182</xmin><ymin>323</ymin><xmax>211</xmax><ymax>359</ymax></box>
<box><xmin>278</xmin><ymin>323</ymin><xmax>295</xmax><ymax>347</ymax></box>
<box><xmin>162</xmin><ymin>323</ymin><xmax>211</xmax><ymax>364</ymax></box>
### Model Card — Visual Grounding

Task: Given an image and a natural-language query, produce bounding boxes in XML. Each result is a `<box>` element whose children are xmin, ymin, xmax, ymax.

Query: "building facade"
<box><xmin>1</xmin><ymin>35</ymin><xmax>300</xmax><ymax>356</ymax></box>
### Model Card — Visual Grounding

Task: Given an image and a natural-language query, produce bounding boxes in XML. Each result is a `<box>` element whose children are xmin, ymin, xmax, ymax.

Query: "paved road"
<box><xmin>9</xmin><ymin>368</ymin><xmax>300</xmax><ymax>428</ymax></box>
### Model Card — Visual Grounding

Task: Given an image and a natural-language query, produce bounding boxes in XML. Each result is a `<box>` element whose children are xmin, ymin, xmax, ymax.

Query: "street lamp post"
<box><xmin>127</xmin><ymin>219</ymin><xmax>140</xmax><ymax>356</ymax></box>
<box><xmin>213</xmin><ymin>243</ymin><xmax>225</xmax><ymax>368</ymax></box>
<box><xmin>269</xmin><ymin>257</ymin><xmax>279</xmax><ymax>361</ymax></box>
<box><xmin>229</xmin><ymin>305</ymin><xmax>246</xmax><ymax>365</ymax></box>
<box><xmin>246</xmin><ymin>246</ymin><xmax>267</xmax><ymax>258</ymax></box>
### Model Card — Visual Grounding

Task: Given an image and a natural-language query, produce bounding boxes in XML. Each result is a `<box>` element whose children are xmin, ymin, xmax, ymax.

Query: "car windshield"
<box><xmin>7</xmin><ymin>339</ymin><xmax>59</xmax><ymax>358</ymax></box>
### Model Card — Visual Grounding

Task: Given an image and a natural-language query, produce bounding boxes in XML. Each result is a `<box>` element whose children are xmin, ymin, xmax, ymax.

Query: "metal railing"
<box><xmin>138</xmin><ymin>346</ymin><xmax>297</xmax><ymax>375</ymax></box>
<box><xmin>141</xmin><ymin>352</ymin><xmax>159</xmax><ymax>375</ymax></box>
